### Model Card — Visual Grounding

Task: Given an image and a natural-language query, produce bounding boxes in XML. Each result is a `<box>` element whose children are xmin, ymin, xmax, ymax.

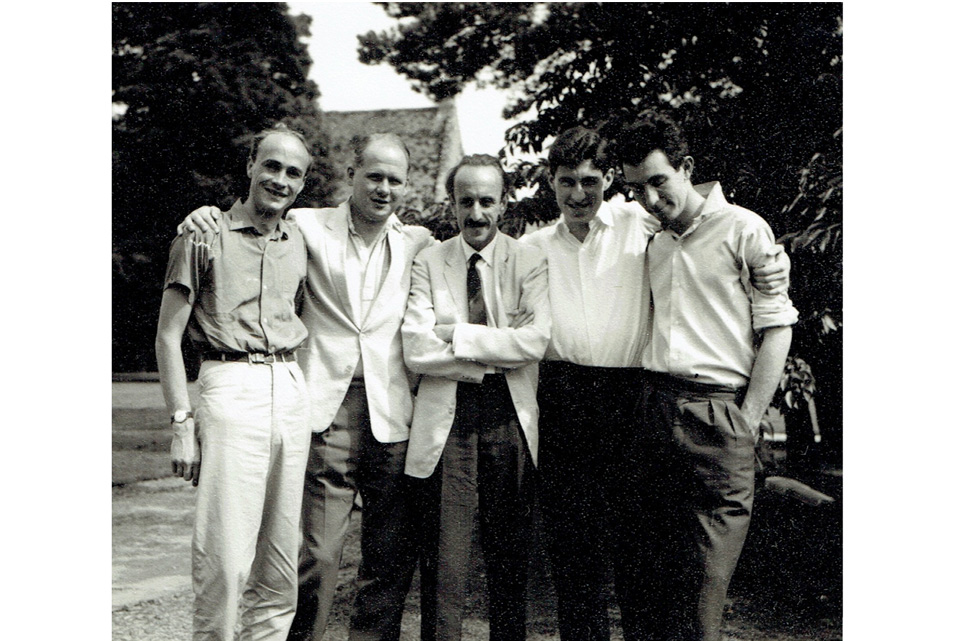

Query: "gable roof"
<box><xmin>322</xmin><ymin>99</ymin><xmax>463</xmax><ymax>211</ymax></box>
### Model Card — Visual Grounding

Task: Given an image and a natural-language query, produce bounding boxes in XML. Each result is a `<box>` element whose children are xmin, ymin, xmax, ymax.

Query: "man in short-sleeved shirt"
<box><xmin>156</xmin><ymin>125</ymin><xmax>312</xmax><ymax>641</ymax></box>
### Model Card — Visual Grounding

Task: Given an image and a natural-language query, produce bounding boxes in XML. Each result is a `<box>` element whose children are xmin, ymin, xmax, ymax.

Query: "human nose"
<box><xmin>468</xmin><ymin>203</ymin><xmax>485</xmax><ymax>220</ymax></box>
<box><xmin>374</xmin><ymin>178</ymin><xmax>390</xmax><ymax>194</ymax></box>
<box><xmin>644</xmin><ymin>186</ymin><xmax>660</xmax><ymax>210</ymax></box>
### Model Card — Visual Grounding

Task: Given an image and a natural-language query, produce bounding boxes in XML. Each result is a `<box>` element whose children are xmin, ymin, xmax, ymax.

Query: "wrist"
<box><xmin>171</xmin><ymin>410</ymin><xmax>194</xmax><ymax>424</ymax></box>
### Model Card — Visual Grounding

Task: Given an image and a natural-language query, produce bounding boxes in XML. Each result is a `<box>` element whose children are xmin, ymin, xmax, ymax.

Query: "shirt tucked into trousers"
<box><xmin>164</xmin><ymin>200</ymin><xmax>312</xmax><ymax>641</ymax></box>
<box><xmin>615</xmin><ymin>372</ymin><xmax>755</xmax><ymax>641</ymax></box>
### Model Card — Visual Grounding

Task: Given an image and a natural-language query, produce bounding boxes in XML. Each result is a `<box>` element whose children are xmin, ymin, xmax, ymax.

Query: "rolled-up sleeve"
<box><xmin>741</xmin><ymin>218</ymin><xmax>799</xmax><ymax>331</ymax></box>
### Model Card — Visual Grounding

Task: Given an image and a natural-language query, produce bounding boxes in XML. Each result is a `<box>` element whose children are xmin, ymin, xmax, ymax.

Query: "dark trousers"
<box><xmin>537</xmin><ymin>362</ymin><xmax>645</xmax><ymax>641</ymax></box>
<box><xmin>288</xmin><ymin>382</ymin><xmax>418</xmax><ymax>641</ymax></box>
<box><xmin>416</xmin><ymin>374</ymin><xmax>533</xmax><ymax>641</ymax></box>
<box><xmin>612</xmin><ymin>372</ymin><xmax>755</xmax><ymax>641</ymax></box>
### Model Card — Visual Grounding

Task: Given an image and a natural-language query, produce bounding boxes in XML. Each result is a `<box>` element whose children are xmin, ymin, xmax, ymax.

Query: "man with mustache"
<box><xmin>401</xmin><ymin>154</ymin><xmax>551</xmax><ymax>641</ymax></box>
<box><xmin>156</xmin><ymin>123</ymin><xmax>313</xmax><ymax>640</ymax></box>
<box><xmin>520</xmin><ymin>126</ymin><xmax>791</xmax><ymax>641</ymax></box>
<box><xmin>613</xmin><ymin>111</ymin><xmax>797</xmax><ymax>641</ymax></box>
<box><xmin>177</xmin><ymin>132</ymin><xmax>435</xmax><ymax>641</ymax></box>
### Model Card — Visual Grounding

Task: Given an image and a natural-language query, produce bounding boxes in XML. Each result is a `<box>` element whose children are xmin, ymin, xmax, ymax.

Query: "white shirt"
<box><xmin>345</xmin><ymin>212</ymin><xmax>393</xmax><ymax>378</ymax></box>
<box><xmin>642</xmin><ymin>182</ymin><xmax>798</xmax><ymax>388</ymax></box>
<box><xmin>522</xmin><ymin>200</ymin><xmax>660</xmax><ymax>367</ymax></box>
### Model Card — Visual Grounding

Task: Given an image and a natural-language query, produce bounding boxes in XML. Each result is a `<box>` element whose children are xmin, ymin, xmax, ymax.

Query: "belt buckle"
<box><xmin>247</xmin><ymin>353</ymin><xmax>268</xmax><ymax>364</ymax></box>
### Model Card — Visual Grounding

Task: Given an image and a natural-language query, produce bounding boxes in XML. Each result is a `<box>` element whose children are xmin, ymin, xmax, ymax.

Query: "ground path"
<box><xmin>112</xmin><ymin>381</ymin><xmax>840</xmax><ymax>640</ymax></box>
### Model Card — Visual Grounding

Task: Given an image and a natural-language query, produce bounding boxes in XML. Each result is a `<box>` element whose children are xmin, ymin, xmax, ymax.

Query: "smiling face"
<box><xmin>246</xmin><ymin>133</ymin><xmax>311</xmax><ymax>218</ymax></box>
<box><xmin>347</xmin><ymin>139</ymin><xmax>409</xmax><ymax>226</ymax></box>
<box><xmin>452</xmin><ymin>165</ymin><xmax>506</xmax><ymax>251</ymax></box>
<box><xmin>550</xmin><ymin>159</ymin><xmax>614</xmax><ymax>230</ymax></box>
<box><xmin>621</xmin><ymin>149</ymin><xmax>696</xmax><ymax>232</ymax></box>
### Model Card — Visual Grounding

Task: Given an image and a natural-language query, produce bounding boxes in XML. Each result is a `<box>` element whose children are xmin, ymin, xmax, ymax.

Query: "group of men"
<box><xmin>156</xmin><ymin>111</ymin><xmax>796</xmax><ymax>641</ymax></box>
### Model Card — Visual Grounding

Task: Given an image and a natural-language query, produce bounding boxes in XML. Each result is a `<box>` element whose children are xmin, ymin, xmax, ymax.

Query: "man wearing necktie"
<box><xmin>402</xmin><ymin>154</ymin><xmax>551</xmax><ymax>641</ymax></box>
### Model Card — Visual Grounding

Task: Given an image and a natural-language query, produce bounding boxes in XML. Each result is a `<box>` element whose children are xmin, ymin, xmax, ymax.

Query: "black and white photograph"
<box><xmin>2</xmin><ymin>1</ymin><xmax>944</xmax><ymax>639</ymax></box>
<box><xmin>107</xmin><ymin>3</ymin><xmax>848</xmax><ymax>640</ymax></box>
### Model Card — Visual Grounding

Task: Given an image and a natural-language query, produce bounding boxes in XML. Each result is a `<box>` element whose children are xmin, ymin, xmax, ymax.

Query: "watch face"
<box><xmin>173</xmin><ymin>410</ymin><xmax>189</xmax><ymax>423</ymax></box>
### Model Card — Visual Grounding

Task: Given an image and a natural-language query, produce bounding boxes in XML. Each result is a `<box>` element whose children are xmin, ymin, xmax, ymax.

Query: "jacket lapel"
<box><xmin>324</xmin><ymin>204</ymin><xmax>356</xmax><ymax>327</ymax></box>
<box><xmin>443</xmin><ymin>238</ymin><xmax>469</xmax><ymax>319</ymax></box>
<box><xmin>490</xmin><ymin>233</ymin><xmax>514</xmax><ymax>327</ymax></box>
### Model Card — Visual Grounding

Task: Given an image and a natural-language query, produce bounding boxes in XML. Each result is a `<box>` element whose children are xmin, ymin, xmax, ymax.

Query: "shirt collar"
<box><xmin>460</xmin><ymin>230</ymin><xmax>499</xmax><ymax>265</ymax></box>
<box><xmin>556</xmin><ymin>200</ymin><xmax>613</xmax><ymax>238</ymax></box>
<box><xmin>226</xmin><ymin>199</ymin><xmax>291</xmax><ymax>240</ymax></box>
<box><xmin>665</xmin><ymin>181</ymin><xmax>726</xmax><ymax>239</ymax></box>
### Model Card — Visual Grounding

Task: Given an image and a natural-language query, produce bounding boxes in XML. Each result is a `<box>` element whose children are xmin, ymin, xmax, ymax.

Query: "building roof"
<box><xmin>322</xmin><ymin>100</ymin><xmax>463</xmax><ymax>212</ymax></box>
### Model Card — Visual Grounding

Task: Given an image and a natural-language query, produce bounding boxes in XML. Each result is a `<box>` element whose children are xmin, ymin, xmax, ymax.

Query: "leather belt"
<box><xmin>203</xmin><ymin>350</ymin><xmax>297</xmax><ymax>364</ymax></box>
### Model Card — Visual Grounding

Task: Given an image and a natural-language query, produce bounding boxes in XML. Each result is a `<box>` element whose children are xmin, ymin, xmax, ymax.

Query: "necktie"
<box><xmin>467</xmin><ymin>253</ymin><xmax>488</xmax><ymax>326</ymax></box>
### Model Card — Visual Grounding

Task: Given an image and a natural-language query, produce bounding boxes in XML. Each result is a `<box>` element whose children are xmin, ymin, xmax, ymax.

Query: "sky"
<box><xmin>287</xmin><ymin>1</ymin><xmax>527</xmax><ymax>156</ymax></box>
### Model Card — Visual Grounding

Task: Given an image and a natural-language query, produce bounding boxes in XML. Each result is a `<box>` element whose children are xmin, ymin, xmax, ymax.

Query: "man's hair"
<box><xmin>613</xmin><ymin>111</ymin><xmax>689</xmax><ymax>169</ymax></box>
<box><xmin>547</xmin><ymin>126</ymin><xmax>614</xmax><ymax>174</ymax></box>
<box><xmin>248</xmin><ymin>122</ymin><xmax>311</xmax><ymax>167</ymax></box>
<box><xmin>445</xmin><ymin>154</ymin><xmax>509</xmax><ymax>200</ymax></box>
<box><xmin>349</xmin><ymin>132</ymin><xmax>411</xmax><ymax>169</ymax></box>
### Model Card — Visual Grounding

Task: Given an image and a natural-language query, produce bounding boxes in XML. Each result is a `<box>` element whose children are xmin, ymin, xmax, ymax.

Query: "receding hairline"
<box><xmin>350</xmin><ymin>133</ymin><xmax>410</xmax><ymax>171</ymax></box>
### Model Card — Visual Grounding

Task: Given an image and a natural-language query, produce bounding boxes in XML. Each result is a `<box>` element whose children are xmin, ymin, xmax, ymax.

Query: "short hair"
<box><xmin>613</xmin><ymin>111</ymin><xmax>689</xmax><ymax>169</ymax></box>
<box><xmin>445</xmin><ymin>154</ymin><xmax>509</xmax><ymax>201</ymax></box>
<box><xmin>349</xmin><ymin>132</ymin><xmax>410</xmax><ymax>169</ymax></box>
<box><xmin>547</xmin><ymin>126</ymin><xmax>614</xmax><ymax>174</ymax></box>
<box><xmin>248</xmin><ymin>122</ymin><xmax>311</xmax><ymax>166</ymax></box>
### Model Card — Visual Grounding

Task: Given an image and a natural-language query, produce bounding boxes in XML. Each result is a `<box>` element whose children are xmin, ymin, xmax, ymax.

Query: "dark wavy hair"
<box><xmin>612</xmin><ymin>110</ymin><xmax>689</xmax><ymax>169</ymax></box>
<box><xmin>547</xmin><ymin>126</ymin><xmax>614</xmax><ymax>174</ymax></box>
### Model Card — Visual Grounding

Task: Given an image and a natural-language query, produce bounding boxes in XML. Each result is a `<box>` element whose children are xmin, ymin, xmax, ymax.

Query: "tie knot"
<box><xmin>468</xmin><ymin>253</ymin><xmax>482</xmax><ymax>269</ymax></box>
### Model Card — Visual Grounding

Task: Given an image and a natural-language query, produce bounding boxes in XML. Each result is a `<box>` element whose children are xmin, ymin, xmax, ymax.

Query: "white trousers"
<box><xmin>192</xmin><ymin>360</ymin><xmax>311</xmax><ymax>641</ymax></box>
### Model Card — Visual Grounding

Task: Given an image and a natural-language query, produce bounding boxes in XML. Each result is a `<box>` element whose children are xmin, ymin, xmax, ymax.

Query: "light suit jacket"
<box><xmin>401</xmin><ymin>232</ymin><xmax>551</xmax><ymax>478</ymax></box>
<box><xmin>291</xmin><ymin>202</ymin><xmax>436</xmax><ymax>442</ymax></box>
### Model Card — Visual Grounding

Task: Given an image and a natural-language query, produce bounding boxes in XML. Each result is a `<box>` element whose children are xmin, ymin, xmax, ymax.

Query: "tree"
<box><xmin>360</xmin><ymin>2</ymin><xmax>842</xmax><ymax>456</ymax></box>
<box><xmin>112</xmin><ymin>2</ymin><xmax>335</xmax><ymax>371</ymax></box>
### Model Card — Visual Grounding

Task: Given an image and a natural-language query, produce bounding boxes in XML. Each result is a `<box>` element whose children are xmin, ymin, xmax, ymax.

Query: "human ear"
<box><xmin>602</xmin><ymin>168</ymin><xmax>615</xmax><ymax>191</ymax></box>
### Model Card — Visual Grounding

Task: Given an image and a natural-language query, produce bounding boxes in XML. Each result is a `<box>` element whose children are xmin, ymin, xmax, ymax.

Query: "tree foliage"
<box><xmin>113</xmin><ymin>2</ymin><xmax>334</xmax><ymax>371</ymax></box>
<box><xmin>361</xmin><ymin>2</ymin><xmax>843</xmax><ymax>452</ymax></box>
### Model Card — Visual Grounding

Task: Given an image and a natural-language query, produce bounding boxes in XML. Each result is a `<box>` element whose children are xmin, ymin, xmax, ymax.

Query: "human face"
<box><xmin>348</xmin><ymin>140</ymin><xmax>409</xmax><ymax>225</ymax></box>
<box><xmin>621</xmin><ymin>150</ymin><xmax>696</xmax><ymax>232</ymax></box>
<box><xmin>452</xmin><ymin>165</ymin><xmax>506</xmax><ymax>251</ymax></box>
<box><xmin>246</xmin><ymin>133</ymin><xmax>311</xmax><ymax>218</ymax></box>
<box><xmin>550</xmin><ymin>160</ymin><xmax>614</xmax><ymax>229</ymax></box>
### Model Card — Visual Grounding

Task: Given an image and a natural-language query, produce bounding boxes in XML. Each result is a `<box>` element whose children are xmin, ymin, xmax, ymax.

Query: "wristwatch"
<box><xmin>171</xmin><ymin>410</ymin><xmax>194</xmax><ymax>424</ymax></box>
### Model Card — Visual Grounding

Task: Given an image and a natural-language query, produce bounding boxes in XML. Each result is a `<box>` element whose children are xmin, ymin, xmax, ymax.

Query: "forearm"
<box><xmin>156</xmin><ymin>335</ymin><xmax>192</xmax><ymax>416</ymax></box>
<box><xmin>156</xmin><ymin>288</ymin><xmax>194</xmax><ymax>416</ymax></box>
<box><xmin>740</xmin><ymin>325</ymin><xmax>793</xmax><ymax>430</ymax></box>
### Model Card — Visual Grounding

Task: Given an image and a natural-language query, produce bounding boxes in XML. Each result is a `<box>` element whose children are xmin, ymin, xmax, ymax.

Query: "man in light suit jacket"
<box><xmin>179</xmin><ymin>133</ymin><xmax>435</xmax><ymax>641</ymax></box>
<box><xmin>401</xmin><ymin>154</ymin><xmax>551</xmax><ymax>641</ymax></box>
